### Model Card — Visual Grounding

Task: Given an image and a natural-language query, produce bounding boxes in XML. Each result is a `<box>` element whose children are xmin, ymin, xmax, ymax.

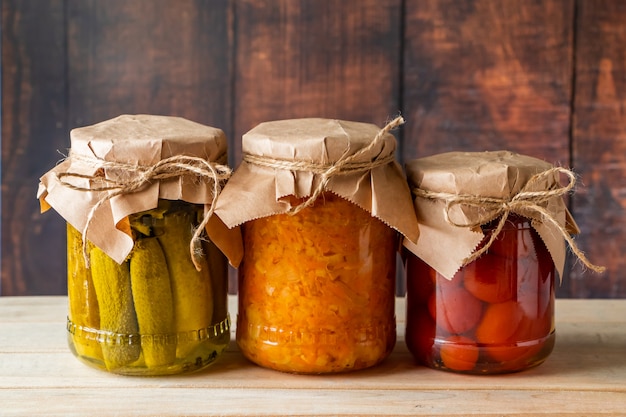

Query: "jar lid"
<box><xmin>403</xmin><ymin>150</ymin><xmax>580</xmax><ymax>280</ymax></box>
<box><xmin>214</xmin><ymin>117</ymin><xmax>418</xmax><ymax>243</ymax></box>
<box><xmin>38</xmin><ymin>114</ymin><xmax>240</xmax><ymax>266</ymax></box>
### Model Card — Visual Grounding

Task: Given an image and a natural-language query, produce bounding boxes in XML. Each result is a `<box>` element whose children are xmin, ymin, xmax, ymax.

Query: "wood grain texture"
<box><xmin>1</xmin><ymin>0</ymin><xmax>67</xmax><ymax>295</ymax></box>
<box><xmin>402</xmin><ymin>0</ymin><xmax>574</xmax><ymax>165</ymax></box>
<box><xmin>67</xmin><ymin>0</ymin><xmax>233</xmax><ymax>138</ymax></box>
<box><xmin>233</xmin><ymin>0</ymin><xmax>403</xmax><ymax>161</ymax></box>
<box><xmin>570</xmin><ymin>0</ymin><xmax>626</xmax><ymax>297</ymax></box>
<box><xmin>1</xmin><ymin>1</ymin><xmax>625</xmax><ymax>297</ymax></box>
<box><xmin>1</xmin><ymin>296</ymin><xmax>626</xmax><ymax>416</ymax></box>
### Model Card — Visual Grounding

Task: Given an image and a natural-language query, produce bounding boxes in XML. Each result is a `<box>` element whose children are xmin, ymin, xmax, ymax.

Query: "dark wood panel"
<box><xmin>67</xmin><ymin>0</ymin><xmax>233</xmax><ymax>140</ymax></box>
<box><xmin>233</xmin><ymin>0</ymin><xmax>403</xmax><ymax>161</ymax></box>
<box><xmin>570</xmin><ymin>0</ymin><xmax>626</xmax><ymax>298</ymax></box>
<box><xmin>2</xmin><ymin>0</ymin><xmax>625</xmax><ymax>298</ymax></box>
<box><xmin>1</xmin><ymin>0</ymin><xmax>68</xmax><ymax>295</ymax></box>
<box><xmin>402</xmin><ymin>0</ymin><xmax>574</xmax><ymax>165</ymax></box>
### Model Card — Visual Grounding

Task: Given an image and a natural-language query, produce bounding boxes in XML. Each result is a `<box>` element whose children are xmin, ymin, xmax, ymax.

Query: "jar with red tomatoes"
<box><xmin>403</xmin><ymin>151</ymin><xmax>602</xmax><ymax>374</ymax></box>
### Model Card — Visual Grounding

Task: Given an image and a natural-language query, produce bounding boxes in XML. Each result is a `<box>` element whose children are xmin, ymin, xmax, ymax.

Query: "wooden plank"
<box><xmin>402</xmin><ymin>0</ymin><xmax>574</xmax><ymax>164</ymax></box>
<box><xmin>1</xmin><ymin>0</ymin><xmax>68</xmax><ymax>295</ymax></box>
<box><xmin>67</xmin><ymin>0</ymin><xmax>233</xmax><ymax>137</ymax></box>
<box><xmin>570</xmin><ymin>0</ymin><xmax>626</xmax><ymax>298</ymax></box>
<box><xmin>2</xmin><ymin>387</ymin><xmax>625</xmax><ymax>417</ymax></box>
<box><xmin>1</xmin><ymin>297</ymin><xmax>626</xmax><ymax>417</ymax></box>
<box><xmin>2</xmin><ymin>320</ymin><xmax>626</xmax><ymax>391</ymax></box>
<box><xmin>233</xmin><ymin>0</ymin><xmax>403</xmax><ymax>161</ymax></box>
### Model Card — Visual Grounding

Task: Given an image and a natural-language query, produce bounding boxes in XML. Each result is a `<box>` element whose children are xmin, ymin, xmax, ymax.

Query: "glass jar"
<box><xmin>66</xmin><ymin>199</ymin><xmax>230</xmax><ymax>376</ymax></box>
<box><xmin>405</xmin><ymin>214</ymin><xmax>556</xmax><ymax>374</ymax></box>
<box><xmin>237</xmin><ymin>192</ymin><xmax>397</xmax><ymax>373</ymax></box>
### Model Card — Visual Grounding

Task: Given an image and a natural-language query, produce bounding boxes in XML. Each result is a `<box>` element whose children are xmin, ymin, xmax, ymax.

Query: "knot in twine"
<box><xmin>57</xmin><ymin>153</ymin><xmax>232</xmax><ymax>271</ymax></box>
<box><xmin>412</xmin><ymin>167</ymin><xmax>605</xmax><ymax>273</ymax></box>
<box><xmin>243</xmin><ymin>116</ymin><xmax>405</xmax><ymax>215</ymax></box>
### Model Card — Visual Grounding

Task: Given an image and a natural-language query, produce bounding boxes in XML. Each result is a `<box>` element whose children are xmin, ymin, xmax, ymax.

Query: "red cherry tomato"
<box><xmin>484</xmin><ymin>317</ymin><xmax>545</xmax><ymax>367</ymax></box>
<box><xmin>439</xmin><ymin>335</ymin><xmax>479</xmax><ymax>372</ymax></box>
<box><xmin>475</xmin><ymin>301</ymin><xmax>524</xmax><ymax>344</ymax></box>
<box><xmin>428</xmin><ymin>285</ymin><xmax>483</xmax><ymax>335</ymax></box>
<box><xmin>463</xmin><ymin>252</ymin><xmax>516</xmax><ymax>304</ymax></box>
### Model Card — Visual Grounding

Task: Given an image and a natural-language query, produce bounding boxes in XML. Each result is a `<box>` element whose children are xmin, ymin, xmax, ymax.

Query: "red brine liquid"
<box><xmin>405</xmin><ymin>214</ymin><xmax>556</xmax><ymax>374</ymax></box>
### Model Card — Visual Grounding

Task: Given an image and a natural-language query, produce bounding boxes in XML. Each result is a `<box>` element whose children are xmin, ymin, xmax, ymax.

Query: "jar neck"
<box><xmin>481</xmin><ymin>213</ymin><xmax>532</xmax><ymax>232</ymax></box>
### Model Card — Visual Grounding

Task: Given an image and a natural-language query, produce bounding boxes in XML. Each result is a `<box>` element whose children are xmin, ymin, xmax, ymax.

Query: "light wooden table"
<box><xmin>1</xmin><ymin>296</ymin><xmax>625</xmax><ymax>416</ymax></box>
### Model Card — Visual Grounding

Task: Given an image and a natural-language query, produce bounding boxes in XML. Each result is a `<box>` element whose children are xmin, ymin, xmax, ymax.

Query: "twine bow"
<box><xmin>57</xmin><ymin>153</ymin><xmax>232</xmax><ymax>270</ymax></box>
<box><xmin>243</xmin><ymin>116</ymin><xmax>405</xmax><ymax>215</ymax></box>
<box><xmin>412</xmin><ymin>167</ymin><xmax>605</xmax><ymax>273</ymax></box>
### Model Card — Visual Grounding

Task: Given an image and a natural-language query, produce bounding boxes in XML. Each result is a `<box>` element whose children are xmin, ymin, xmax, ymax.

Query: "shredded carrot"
<box><xmin>237</xmin><ymin>192</ymin><xmax>397</xmax><ymax>373</ymax></box>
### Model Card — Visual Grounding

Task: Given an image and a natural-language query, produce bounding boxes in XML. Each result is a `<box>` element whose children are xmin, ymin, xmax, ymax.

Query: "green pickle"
<box><xmin>67</xmin><ymin>200</ymin><xmax>230</xmax><ymax>376</ymax></box>
<box><xmin>157</xmin><ymin>211</ymin><xmax>214</xmax><ymax>359</ymax></box>
<box><xmin>130</xmin><ymin>237</ymin><xmax>177</xmax><ymax>369</ymax></box>
<box><xmin>89</xmin><ymin>245</ymin><xmax>141</xmax><ymax>370</ymax></box>
<box><xmin>66</xmin><ymin>224</ymin><xmax>103</xmax><ymax>363</ymax></box>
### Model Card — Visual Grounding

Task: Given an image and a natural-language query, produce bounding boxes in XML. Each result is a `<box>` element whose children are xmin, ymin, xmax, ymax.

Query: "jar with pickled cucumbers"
<box><xmin>403</xmin><ymin>151</ymin><xmax>602</xmax><ymax>374</ymax></box>
<box><xmin>38</xmin><ymin>115</ymin><xmax>240</xmax><ymax>375</ymax></box>
<box><xmin>215</xmin><ymin>117</ymin><xmax>419</xmax><ymax>373</ymax></box>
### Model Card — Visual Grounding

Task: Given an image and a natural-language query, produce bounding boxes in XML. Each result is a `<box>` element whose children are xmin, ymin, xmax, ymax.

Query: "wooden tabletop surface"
<box><xmin>1</xmin><ymin>296</ymin><xmax>625</xmax><ymax>416</ymax></box>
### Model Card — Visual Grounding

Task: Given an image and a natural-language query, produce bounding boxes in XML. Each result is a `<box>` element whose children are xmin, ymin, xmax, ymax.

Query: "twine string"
<box><xmin>57</xmin><ymin>153</ymin><xmax>232</xmax><ymax>270</ymax></box>
<box><xmin>243</xmin><ymin>116</ymin><xmax>405</xmax><ymax>215</ymax></box>
<box><xmin>412</xmin><ymin>167</ymin><xmax>605</xmax><ymax>272</ymax></box>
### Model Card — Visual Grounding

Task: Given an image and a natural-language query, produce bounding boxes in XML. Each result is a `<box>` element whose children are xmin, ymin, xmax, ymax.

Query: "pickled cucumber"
<box><xmin>130</xmin><ymin>237</ymin><xmax>176</xmax><ymax>368</ymax></box>
<box><xmin>158</xmin><ymin>211</ymin><xmax>213</xmax><ymax>358</ymax></box>
<box><xmin>67</xmin><ymin>224</ymin><xmax>103</xmax><ymax>361</ymax></box>
<box><xmin>89</xmin><ymin>245</ymin><xmax>141</xmax><ymax>370</ymax></box>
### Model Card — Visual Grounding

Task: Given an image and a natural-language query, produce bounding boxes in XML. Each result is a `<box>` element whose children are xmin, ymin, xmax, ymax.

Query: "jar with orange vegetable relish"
<box><xmin>215</xmin><ymin>117</ymin><xmax>419</xmax><ymax>373</ymax></box>
<box><xmin>37</xmin><ymin>115</ymin><xmax>242</xmax><ymax>375</ymax></box>
<box><xmin>403</xmin><ymin>151</ymin><xmax>604</xmax><ymax>374</ymax></box>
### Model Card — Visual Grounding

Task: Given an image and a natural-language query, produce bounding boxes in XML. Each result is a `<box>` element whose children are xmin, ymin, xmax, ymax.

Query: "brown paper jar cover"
<box><xmin>37</xmin><ymin>114</ymin><xmax>241</xmax><ymax>266</ymax></box>
<box><xmin>214</xmin><ymin>118</ymin><xmax>418</xmax><ymax>242</ymax></box>
<box><xmin>402</xmin><ymin>150</ymin><xmax>580</xmax><ymax>280</ymax></box>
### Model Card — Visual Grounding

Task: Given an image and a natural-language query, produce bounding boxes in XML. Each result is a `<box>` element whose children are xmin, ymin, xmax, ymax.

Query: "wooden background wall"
<box><xmin>2</xmin><ymin>0</ymin><xmax>624</xmax><ymax>298</ymax></box>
